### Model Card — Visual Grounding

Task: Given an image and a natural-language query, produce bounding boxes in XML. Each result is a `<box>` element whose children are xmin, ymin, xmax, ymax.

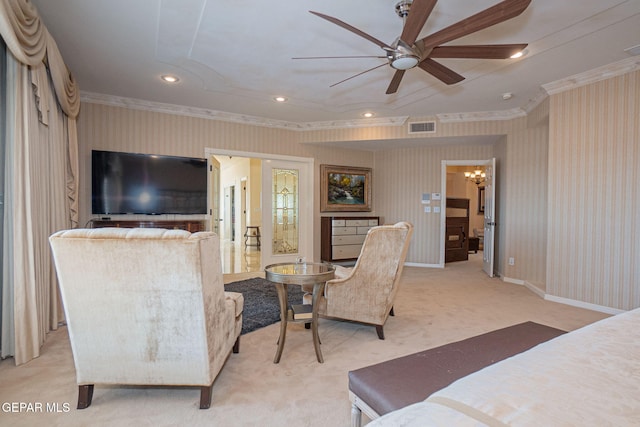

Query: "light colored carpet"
<box><xmin>0</xmin><ymin>255</ymin><xmax>609</xmax><ymax>426</ymax></box>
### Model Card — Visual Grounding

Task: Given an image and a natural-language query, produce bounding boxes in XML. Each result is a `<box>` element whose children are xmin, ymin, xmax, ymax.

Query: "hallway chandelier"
<box><xmin>465</xmin><ymin>167</ymin><xmax>486</xmax><ymax>185</ymax></box>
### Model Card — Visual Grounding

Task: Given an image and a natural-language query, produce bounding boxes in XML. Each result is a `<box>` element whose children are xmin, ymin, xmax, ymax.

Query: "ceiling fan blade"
<box><xmin>329</xmin><ymin>63</ymin><xmax>388</xmax><ymax>88</ymax></box>
<box><xmin>430</xmin><ymin>44</ymin><xmax>528</xmax><ymax>59</ymax></box>
<box><xmin>386</xmin><ymin>70</ymin><xmax>406</xmax><ymax>94</ymax></box>
<box><xmin>418</xmin><ymin>0</ymin><xmax>531</xmax><ymax>49</ymax></box>
<box><xmin>310</xmin><ymin>11</ymin><xmax>393</xmax><ymax>50</ymax></box>
<box><xmin>293</xmin><ymin>55</ymin><xmax>387</xmax><ymax>60</ymax></box>
<box><xmin>400</xmin><ymin>0</ymin><xmax>438</xmax><ymax>46</ymax></box>
<box><xmin>418</xmin><ymin>58</ymin><xmax>465</xmax><ymax>85</ymax></box>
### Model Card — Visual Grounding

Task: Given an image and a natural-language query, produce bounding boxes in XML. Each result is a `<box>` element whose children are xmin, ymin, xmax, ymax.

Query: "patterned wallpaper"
<box><xmin>76</xmin><ymin>68</ymin><xmax>640</xmax><ymax>311</ymax></box>
<box><xmin>547</xmin><ymin>70</ymin><xmax>640</xmax><ymax>310</ymax></box>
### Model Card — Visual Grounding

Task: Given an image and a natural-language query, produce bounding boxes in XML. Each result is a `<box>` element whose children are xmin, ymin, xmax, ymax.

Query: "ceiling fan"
<box><xmin>298</xmin><ymin>0</ymin><xmax>531</xmax><ymax>94</ymax></box>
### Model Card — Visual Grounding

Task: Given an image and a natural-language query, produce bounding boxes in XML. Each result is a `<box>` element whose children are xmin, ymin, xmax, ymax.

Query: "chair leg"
<box><xmin>375</xmin><ymin>325</ymin><xmax>385</xmax><ymax>340</ymax></box>
<box><xmin>77</xmin><ymin>384</ymin><xmax>94</xmax><ymax>409</ymax></box>
<box><xmin>200</xmin><ymin>384</ymin><xmax>213</xmax><ymax>409</ymax></box>
<box><xmin>390</xmin><ymin>306</ymin><xmax>395</xmax><ymax>316</ymax></box>
<box><xmin>233</xmin><ymin>336</ymin><xmax>240</xmax><ymax>354</ymax></box>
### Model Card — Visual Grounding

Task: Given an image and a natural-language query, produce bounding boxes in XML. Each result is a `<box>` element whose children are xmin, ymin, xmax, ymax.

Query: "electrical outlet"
<box><xmin>508</xmin><ymin>257</ymin><xmax>515</xmax><ymax>266</ymax></box>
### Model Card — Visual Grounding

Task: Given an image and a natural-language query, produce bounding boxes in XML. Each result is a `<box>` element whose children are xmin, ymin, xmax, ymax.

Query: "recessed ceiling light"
<box><xmin>510</xmin><ymin>49</ymin><xmax>528</xmax><ymax>59</ymax></box>
<box><xmin>160</xmin><ymin>75</ymin><xmax>179</xmax><ymax>83</ymax></box>
<box><xmin>274</xmin><ymin>96</ymin><xmax>288</xmax><ymax>103</ymax></box>
<box><xmin>362</xmin><ymin>112</ymin><xmax>375</xmax><ymax>118</ymax></box>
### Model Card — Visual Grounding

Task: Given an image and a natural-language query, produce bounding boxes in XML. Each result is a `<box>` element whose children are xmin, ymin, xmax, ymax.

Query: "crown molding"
<box><xmin>79</xmin><ymin>57</ymin><xmax>640</xmax><ymax>130</ymax></box>
<box><xmin>79</xmin><ymin>92</ymin><xmax>407</xmax><ymax>131</ymax></box>
<box><xmin>436</xmin><ymin>108</ymin><xmax>527</xmax><ymax>123</ymax></box>
<box><xmin>542</xmin><ymin>56</ymin><xmax>640</xmax><ymax>95</ymax></box>
<box><xmin>522</xmin><ymin>89</ymin><xmax>549</xmax><ymax>114</ymax></box>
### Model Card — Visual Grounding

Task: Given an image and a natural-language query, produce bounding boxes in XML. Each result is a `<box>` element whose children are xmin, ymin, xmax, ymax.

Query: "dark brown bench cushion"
<box><xmin>348</xmin><ymin>321</ymin><xmax>566</xmax><ymax>416</ymax></box>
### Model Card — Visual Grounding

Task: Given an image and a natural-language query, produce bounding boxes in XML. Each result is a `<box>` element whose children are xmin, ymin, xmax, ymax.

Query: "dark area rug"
<box><xmin>225</xmin><ymin>277</ymin><xmax>305</xmax><ymax>335</ymax></box>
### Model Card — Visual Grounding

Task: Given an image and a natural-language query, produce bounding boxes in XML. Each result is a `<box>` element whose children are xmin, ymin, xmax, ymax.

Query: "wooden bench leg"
<box><xmin>77</xmin><ymin>384</ymin><xmax>94</xmax><ymax>409</ymax></box>
<box><xmin>200</xmin><ymin>384</ymin><xmax>213</xmax><ymax>409</ymax></box>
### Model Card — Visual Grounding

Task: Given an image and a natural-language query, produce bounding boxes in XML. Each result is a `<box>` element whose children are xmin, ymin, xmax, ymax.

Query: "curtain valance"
<box><xmin>0</xmin><ymin>0</ymin><xmax>79</xmax><ymax>118</ymax></box>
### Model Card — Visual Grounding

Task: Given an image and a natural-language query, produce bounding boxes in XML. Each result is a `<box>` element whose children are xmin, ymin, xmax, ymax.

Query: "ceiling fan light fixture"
<box><xmin>389</xmin><ymin>38</ymin><xmax>421</xmax><ymax>70</ymax></box>
<box><xmin>391</xmin><ymin>54</ymin><xmax>420</xmax><ymax>70</ymax></box>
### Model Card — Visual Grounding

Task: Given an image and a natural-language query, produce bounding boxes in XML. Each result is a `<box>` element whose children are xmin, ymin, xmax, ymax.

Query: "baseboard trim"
<box><xmin>405</xmin><ymin>262</ymin><xmax>443</xmax><ymax>269</ymax></box>
<box><xmin>523</xmin><ymin>281</ymin><xmax>546</xmax><ymax>299</ymax></box>
<box><xmin>544</xmin><ymin>295</ymin><xmax>625</xmax><ymax>315</ymax></box>
<box><xmin>503</xmin><ymin>277</ymin><xmax>625</xmax><ymax>315</ymax></box>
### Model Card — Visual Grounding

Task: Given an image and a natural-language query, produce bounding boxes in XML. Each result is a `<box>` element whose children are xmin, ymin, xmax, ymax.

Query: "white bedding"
<box><xmin>368</xmin><ymin>308</ymin><xmax>640</xmax><ymax>426</ymax></box>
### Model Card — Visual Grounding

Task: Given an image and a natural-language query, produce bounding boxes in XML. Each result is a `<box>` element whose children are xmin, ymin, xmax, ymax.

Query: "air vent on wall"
<box><xmin>408</xmin><ymin>121</ymin><xmax>436</xmax><ymax>134</ymax></box>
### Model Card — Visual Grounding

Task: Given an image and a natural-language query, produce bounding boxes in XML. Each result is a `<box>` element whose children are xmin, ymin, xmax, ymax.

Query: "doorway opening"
<box><xmin>441</xmin><ymin>159</ymin><xmax>496</xmax><ymax>277</ymax></box>
<box><xmin>205</xmin><ymin>148</ymin><xmax>314</xmax><ymax>275</ymax></box>
<box><xmin>213</xmin><ymin>155</ymin><xmax>261</xmax><ymax>274</ymax></box>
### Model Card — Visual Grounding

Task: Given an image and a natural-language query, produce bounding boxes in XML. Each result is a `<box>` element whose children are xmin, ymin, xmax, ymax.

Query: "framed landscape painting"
<box><xmin>320</xmin><ymin>165</ymin><xmax>372</xmax><ymax>212</ymax></box>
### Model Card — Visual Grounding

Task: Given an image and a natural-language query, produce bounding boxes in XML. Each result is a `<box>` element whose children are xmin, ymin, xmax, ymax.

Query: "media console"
<box><xmin>91</xmin><ymin>219</ymin><xmax>206</xmax><ymax>233</ymax></box>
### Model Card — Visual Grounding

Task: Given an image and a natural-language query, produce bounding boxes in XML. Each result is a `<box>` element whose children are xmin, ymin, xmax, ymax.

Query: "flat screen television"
<box><xmin>92</xmin><ymin>150</ymin><xmax>208</xmax><ymax>215</ymax></box>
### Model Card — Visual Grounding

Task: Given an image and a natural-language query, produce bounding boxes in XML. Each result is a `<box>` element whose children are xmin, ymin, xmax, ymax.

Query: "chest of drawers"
<box><xmin>321</xmin><ymin>216</ymin><xmax>379</xmax><ymax>262</ymax></box>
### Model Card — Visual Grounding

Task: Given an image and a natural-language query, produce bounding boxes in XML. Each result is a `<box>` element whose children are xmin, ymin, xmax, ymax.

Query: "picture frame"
<box><xmin>320</xmin><ymin>165</ymin><xmax>372</xmax><ymax>212</ymax></box>
<box><xmin>478</xmin><ymin>186</ymin><xmax>485</xmax><ymax>214</ymax></box>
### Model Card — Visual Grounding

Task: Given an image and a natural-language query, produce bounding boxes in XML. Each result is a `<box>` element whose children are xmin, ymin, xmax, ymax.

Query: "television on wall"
<box><xmin>92</xmin><ymin>150</ymin><xmax>208</xmax><ymax>215</ymax></box>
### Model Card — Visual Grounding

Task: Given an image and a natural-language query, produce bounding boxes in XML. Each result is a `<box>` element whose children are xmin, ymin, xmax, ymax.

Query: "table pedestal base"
<box><xmin>273</xmin><ymin>282</ymin><xmax>325</xmax><ymax>363</ymax></box>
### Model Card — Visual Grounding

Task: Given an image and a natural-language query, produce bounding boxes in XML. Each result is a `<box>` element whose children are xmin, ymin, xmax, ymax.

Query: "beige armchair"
<box><xmin>305</xmin><ymin>221</ymin><xmax>413</xmax><ymax>339</ymax></box>
<box><xmin>49</xmin><ymin>228</ymin><xmax>243</xmax><ymax>409</ymax></box>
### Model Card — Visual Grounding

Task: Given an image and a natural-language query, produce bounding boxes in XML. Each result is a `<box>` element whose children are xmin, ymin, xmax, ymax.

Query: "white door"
<box><xmin>261</xmin><ymin>159</ymin><xmax>313</xmax><ymax>268</ymax></box>
<box><xmin>209</xmin><ymin>156</ymin><xmax>221</xmax><ymax>235</ymax></box>
<box><xmin>482</xmin><ymin>158</ymin><xmax>497</xmax><ymax>277</ymax></box>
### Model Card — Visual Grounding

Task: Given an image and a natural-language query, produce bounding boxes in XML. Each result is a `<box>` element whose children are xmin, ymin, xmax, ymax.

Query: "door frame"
<box><xmin>204</xmin><ymin>148</ymin><xmax>314</xmax><ymax>269</ymax></box>
<box><xmin>440</xmin><ymin>159</ymin><xmax>495</xmax><ymax>271</ymax></box>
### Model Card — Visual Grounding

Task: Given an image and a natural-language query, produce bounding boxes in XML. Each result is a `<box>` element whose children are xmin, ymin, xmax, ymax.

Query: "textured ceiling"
<box><xmin>31</xmin><ymin>0</ymin><xmax>640</xmax><ymax>126</ymax></box>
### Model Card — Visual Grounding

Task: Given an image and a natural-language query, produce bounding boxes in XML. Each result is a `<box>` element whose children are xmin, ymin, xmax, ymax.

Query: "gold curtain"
<box><xmin>0</xmin><ymin>0</ymin><xmax>79</xmax><ymax>117</ymax></box>
<box><xmin>1</xmin><ymin>0</ymin><xmax>79</xmax><ymax>364</ymax></box>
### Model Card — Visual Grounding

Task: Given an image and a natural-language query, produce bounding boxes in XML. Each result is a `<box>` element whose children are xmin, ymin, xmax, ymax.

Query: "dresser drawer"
<box><xmin>332</xmin><ymin>244</ymin><xmax>363</xmax><ymax>260</ymax></box>
<box><xmin>332</xmin><ymin>219</ymin><xmax>346</xmax><ymax>227</ymax></box>
<box><xmin>332</xmin><ymin>234</ymin><xmax>366</xmax><ymax>246</ymax></box>
<box><xmin>345</xmin><ymin>219</ymin><xmax>370</xmax><ymax>227</ymax></box>
<box><xmin>332</xmin><ymin>226</ymin><xmax>357</xmax><ymax>235</ymax></box>
<box><xmin>356</xmin><ymin>226</ymin><xmax>373</xmax><ymax>235</ymax></box>
<box><xmin>368</xmin><ymin>219</ymin><xmax>379</xmax><ymax>226</ymax></box>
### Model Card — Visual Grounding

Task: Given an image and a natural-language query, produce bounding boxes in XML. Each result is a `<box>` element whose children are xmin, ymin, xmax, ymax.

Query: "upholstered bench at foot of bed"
<box><xmin>348</xmin><ymin>321</ymin><xmax>566</xmax><ymax>427</ymax></box>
